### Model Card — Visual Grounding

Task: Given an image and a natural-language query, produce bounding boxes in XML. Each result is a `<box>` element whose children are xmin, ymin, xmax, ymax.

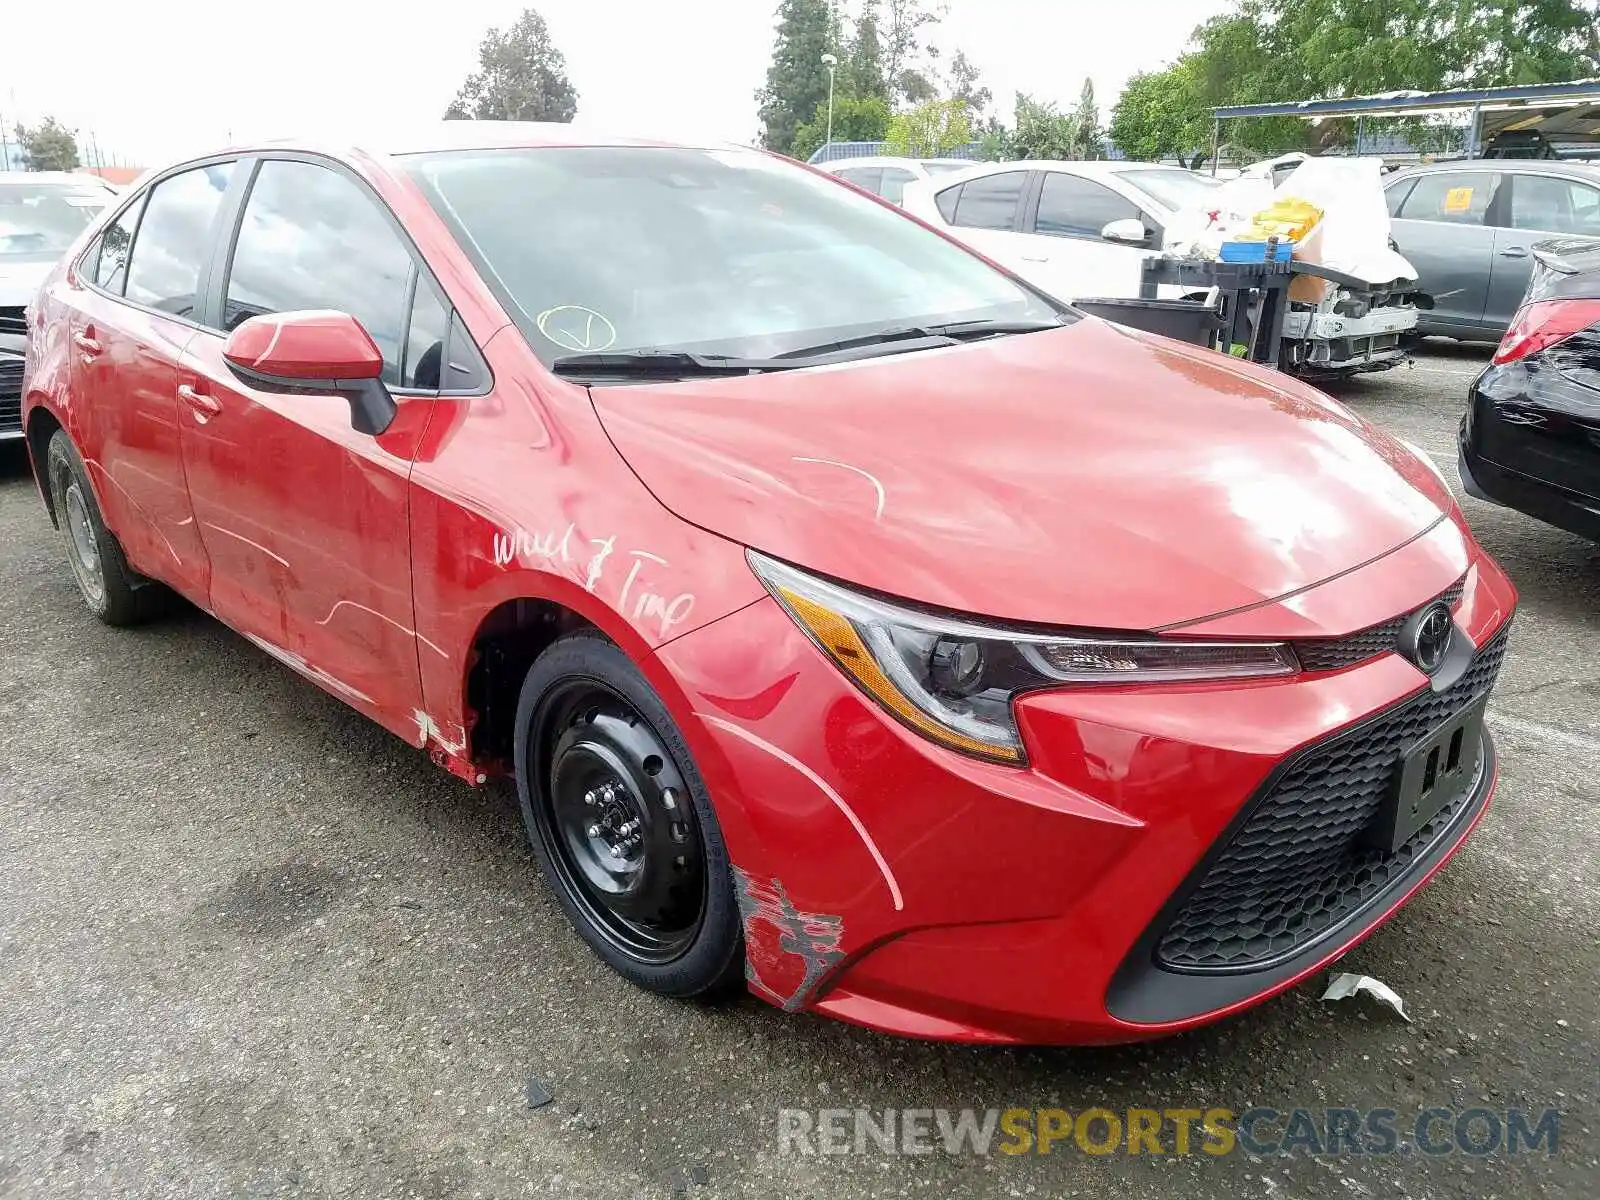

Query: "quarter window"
<box><xmin>935</xmin><ymin>184</ymin><xmax>962</xmax><ymax>223</ymax></box>
<box><xmin>1035</xmin><ymin>173</ymin><xmax>1143</xmax><ymax>239</ymax></box>
<box><xmin>223</xmin><ymin>159</ymin><xmax>414</xmax><ymax>383</ymax></box>
<box><xmin>88</xmin><ymin>194</ymin><xmax>146</xmax><ymax>295</ymax></box>
<box><xmin>1510</xmin><ymin>175</ymin><xmax>1600</xmax><ymax>236</ymax></box>
<box><xmin>879</xmin><ymin>167</ymin><xmax>918</xmax><ymax>205</ymax></box>
<box><xmin>951</xmin><ymin>172</ymin><xmax>1026</xmax><ymax>231</ymax></box>
<box><xmin>123</xmin><ymin>163</ymin><xmax>236</xmax><ymax>318</ymax></box>
<box><xmin>1396</xmin><ymin>172</ymin><xmax>1502</xmax><ymax>226</ymax></box>
<box><xmin>402</xmin><ymin>278</ymin><xmax>449</xmax><ymax>390</ymax></box>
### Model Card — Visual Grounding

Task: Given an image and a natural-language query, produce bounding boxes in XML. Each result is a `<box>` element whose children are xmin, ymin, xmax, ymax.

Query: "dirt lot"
<box><xmin>1</xmin><ymin>343</ymin><xmax>1596</xmax><ymax>1199</ymax></box>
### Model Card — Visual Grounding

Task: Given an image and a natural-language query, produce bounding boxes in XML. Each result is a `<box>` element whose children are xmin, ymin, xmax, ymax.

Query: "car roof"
<box><xmin>211</xmin><ymin>122</ymin><xmax>749</xmax><ymax>163</ymax></box>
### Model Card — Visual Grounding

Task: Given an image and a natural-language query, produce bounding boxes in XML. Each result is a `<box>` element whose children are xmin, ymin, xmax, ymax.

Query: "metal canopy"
<box><xmin>1214</xmin><ymin>79</ymin><xmax>1600</xmax><ymax>122</ymax></box>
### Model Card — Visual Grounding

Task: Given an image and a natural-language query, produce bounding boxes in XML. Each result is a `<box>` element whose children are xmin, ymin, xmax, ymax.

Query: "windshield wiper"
<box><xmin>552</xmin><ymin>351</ymin><xmax>797</xmax><ymax>380</ymax></box>
<box><xmin>772</xmin><ymin>317</ymin><xmax>1066</xmax><ymax>360</ymax></box>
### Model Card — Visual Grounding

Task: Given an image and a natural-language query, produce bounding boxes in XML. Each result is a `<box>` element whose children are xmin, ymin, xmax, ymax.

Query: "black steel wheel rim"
<box><xmin>533</xmin><ymin>679</ymin><xmax>707</xmax><ymax>963</ymax></box>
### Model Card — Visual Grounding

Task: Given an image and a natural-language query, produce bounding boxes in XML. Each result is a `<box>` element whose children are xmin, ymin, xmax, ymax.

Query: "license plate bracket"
<box><xmin>1366</xmin><ymin>697</ymin><xmax>1487</xmax><ymax>854</ymax></box>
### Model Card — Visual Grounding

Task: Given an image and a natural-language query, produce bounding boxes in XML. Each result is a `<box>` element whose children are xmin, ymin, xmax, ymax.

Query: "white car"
<box><xmin>816</xmin><ymin>156</ymin><xmax>978</xmax><ymax>205</ymax></box>
<box><xmin>902</xmin><ymin>160</ymin><xmax>1224</xmax><ymax>301</ymax></box>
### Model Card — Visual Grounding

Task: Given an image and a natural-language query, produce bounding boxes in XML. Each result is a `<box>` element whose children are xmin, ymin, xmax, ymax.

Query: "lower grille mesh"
<box><xmin>1156</xmin><ymin>621</ymin><xmax>1511</xmax><ymax>972</ymax></box>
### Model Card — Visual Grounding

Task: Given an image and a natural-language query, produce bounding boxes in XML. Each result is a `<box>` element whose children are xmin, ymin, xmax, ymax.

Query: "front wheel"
<box><xmin>513</xmin><ymin>633</ymin><xmax>744</xmax><ymax>998</ymax></box>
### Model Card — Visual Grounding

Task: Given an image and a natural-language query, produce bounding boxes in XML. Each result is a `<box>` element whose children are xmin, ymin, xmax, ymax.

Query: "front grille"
<box><xmin>0</xmin><ymin>356</ymin><xmax>22</xmax><ymax>434</ymax></box>
<box><xmin>0</xmin><ymin>306</ymin><xmax>25</xmax><ymax>337</ymax></box>
<box><xmin>1156</xmin><ymin>621</ymin><xmax>1511</xmax><ymax>972</ymax></box>
<box><xmin>1294</xmin><ymin>577</ymin><xmax>1466</xmax><ymax>673</ymax></box>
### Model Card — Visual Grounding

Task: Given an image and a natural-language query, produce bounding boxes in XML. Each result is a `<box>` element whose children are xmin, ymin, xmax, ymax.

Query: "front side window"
<box><xmin>1035</xmin><ymin>173</ymin><xmax>1143</xmax><ymax>239</ymax></box>
<box><xmin>124</xmin><ymin>163</ymin><xmax>235</xmax><ymax>318</ymax></box>
<box><xmin>1510</xmin><ymin>175</ymin><xmax>1600</xmax><ymax>236</ymax></box>
<box><xmin>0</xmin><ymin>181</ymin><xmax>112</xmax><ymax>262</ymax></box>
<box><xmin>951</xmin><ymin>172</ymin><xmax>1026</xmax><ymax>231</ymax></box>
<box><xmin>1397</xmin><ymin>172</ymin><xmax>1502</xmax><ymax>226</ymax></box>
<box><xmin>405</xmin><ymin>147</ymin><xmax>1058</xmax><ymax>366</ymax></box>
<box><xmin>223</xmin><ymin>159</ymin><xmax>414</xmax><ymax>382</ymax></box>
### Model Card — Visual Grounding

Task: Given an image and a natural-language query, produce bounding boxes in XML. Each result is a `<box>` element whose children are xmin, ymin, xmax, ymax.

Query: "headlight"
<box><xmin>749</xmin><ymin>552</ymin><xmax>1300</xmax><ymax>764</ymax></box>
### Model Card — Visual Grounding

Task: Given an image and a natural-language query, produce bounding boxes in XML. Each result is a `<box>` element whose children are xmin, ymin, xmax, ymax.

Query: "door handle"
<box><xmin>177</xmin><ymin>383</ymin><xmax>222</xmax><ymax>418</ymax></box>
<box><xmin>72</xmin><ymin>331</ymin><xmax>102</xmax><ymax>356</ymax></box>
<box><xmin>1499</xmin><ymin>246</ymin><xmax>1530</xmax><ymax>259</ymax></box>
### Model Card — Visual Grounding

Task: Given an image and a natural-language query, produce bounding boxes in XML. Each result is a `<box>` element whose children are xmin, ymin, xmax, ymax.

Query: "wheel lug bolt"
<box><xmin>586</xmin><ymin>824</ymin><xmax>600</xmax><ymax>838</ymax></box>
<box><xmin>583</xmin><ymin>790</ymin><xmax>596</xmax><ymax>806</ymax></box>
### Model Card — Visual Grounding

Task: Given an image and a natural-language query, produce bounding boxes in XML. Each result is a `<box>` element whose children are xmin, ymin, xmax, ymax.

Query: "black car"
<box><xmin>1461</xmin><ymin>235</ymin><xmax>1600</xmax><ymax>541</ymax></box>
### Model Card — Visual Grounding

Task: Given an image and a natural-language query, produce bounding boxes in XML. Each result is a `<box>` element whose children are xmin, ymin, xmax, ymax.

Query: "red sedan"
<box><xmin>21</xmin><ymin>125</ymin><xmax>1516</xmax><ymax>1044</ymax></box>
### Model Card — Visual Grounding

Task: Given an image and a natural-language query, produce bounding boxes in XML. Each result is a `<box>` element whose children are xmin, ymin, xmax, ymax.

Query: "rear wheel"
<box><xmin>45</xmin><ymin>430</ymin><xmax>168</xmax><ymax>626</ymax></box>
<box><xmin>513</xmin><ymin>633</ymin><xmax>743</xmax><ymax>997</ymax></box>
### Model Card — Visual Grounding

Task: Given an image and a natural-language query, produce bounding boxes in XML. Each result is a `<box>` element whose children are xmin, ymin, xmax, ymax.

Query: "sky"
<box><xmin>3</xmin><ymin>0</ymin><xmax>1232</xmax><ymax>168</ymax></box>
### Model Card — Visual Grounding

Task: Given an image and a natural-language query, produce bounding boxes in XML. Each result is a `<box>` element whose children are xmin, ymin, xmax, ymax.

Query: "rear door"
<box><xmin>1489</xmin><ymin>173</ymin><xmax>1600</xmax><ymax>332</ymax></box>
<box><xmin>1389</xmin><ymin>169</ymin><xmax>1506</xmax><ymax>332</ymax></box>
<box><xmin>933</xmin><ymin>170</ymin><xmax>1030</xmax><ymax>271</ymax></box>
<box><xmin>175</xmin><ymin>155</ymin><xmax>440</xmax><ymax>734</ymax></box>
<box><xmin>1019</xmin><ymin>170</ymin><xmax>1155</xmax><ymax>301</ymax></box>
<box><xmin>63</xmin><ymin>163</ymin><xmax>240</xmax><ymax>600</ymax></box>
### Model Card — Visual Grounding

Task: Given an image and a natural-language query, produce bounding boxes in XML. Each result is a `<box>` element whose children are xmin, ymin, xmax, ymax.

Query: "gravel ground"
<box><xmin>1</xmin><ymin>342</ymin><xmax>1595</xmax><ymax>1200</ymax></box>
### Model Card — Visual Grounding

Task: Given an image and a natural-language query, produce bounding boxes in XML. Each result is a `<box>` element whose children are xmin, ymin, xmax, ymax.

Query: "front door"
<box><xmin>1023</xmin><ymin>170</ymin><xmax>1154</xmax><ymax>301</ymax></box>
<box><xmin>176</xmin><ymin>156</ymin><xmax>438</xmax><ymax>735</ymax></box>
<box><xmin>1389</xmin><ymin>170</ymin><xmax>1505</xmax><ymax>332</ymax></box>
<box><xmin>937</xmin><ymin>170</ymin><xmax>1031</xmax><ymax>275</ymax></box>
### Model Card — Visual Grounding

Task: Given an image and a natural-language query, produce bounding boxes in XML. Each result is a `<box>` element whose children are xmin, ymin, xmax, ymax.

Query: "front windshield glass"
<box><xmin>1115</xmin><ymin>168</ymin><xmax>1223</xmax><ymax>213</ymax></box>
<box><xmin>920</xmin><ymin>161</ymin><xmax>971</xmax><ymax>175</ymax></box>
<box><xmin>0</xmin><ymin>182</ymin><xmax>111</xmax><ymax>259</ymax></box>
<box><xmin>404</xmin><ymin>146</ymin><xmax>1062</xmax><ymax>364</ymax></box>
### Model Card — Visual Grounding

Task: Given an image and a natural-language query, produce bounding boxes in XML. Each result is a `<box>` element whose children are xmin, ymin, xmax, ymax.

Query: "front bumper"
<box><xmin>658</xmin><ymin>542</ymin><xmax>1517</xmax><ymax>1044</ymax></box>
<box><xmin>1282</xmin><ymin>305</ymin><xmax>1415</xmax><ymax>375</ymax></box>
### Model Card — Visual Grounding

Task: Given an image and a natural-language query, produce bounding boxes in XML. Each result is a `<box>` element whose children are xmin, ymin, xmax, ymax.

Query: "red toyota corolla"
<box><xmin>22</xmin><ymin>125</ymin><xmax>1516</xmax><ymax>1044</ymax></box>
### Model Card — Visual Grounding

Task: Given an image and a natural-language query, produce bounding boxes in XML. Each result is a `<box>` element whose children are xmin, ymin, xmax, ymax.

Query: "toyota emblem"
<box><xmin>1409</xmin><ymin>604</ymin><xmax>1454</xmax><ymax>673</ymax></box>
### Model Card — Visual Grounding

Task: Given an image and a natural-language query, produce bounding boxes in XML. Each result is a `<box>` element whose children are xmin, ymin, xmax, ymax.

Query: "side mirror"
<box><xmin>1101</xmin><ymin>218</ymin><xmax>1152</xmax><ymax>246</ymax></box>
<box><xmin>223</xmin><ymin>310</ymin><xmax>396</xmax><ymax>436</ymax></box>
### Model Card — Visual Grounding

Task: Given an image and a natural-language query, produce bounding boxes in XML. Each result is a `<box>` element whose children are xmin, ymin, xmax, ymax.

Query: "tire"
<box><xmin>513</xmin><ymin>632</ymin><xmax>744</xmax><ymax>998</ymax></box>
<box><xmin>45</xmin><ymin>429</ymin><xmax>169</xmax><ymax>626</ymax></box>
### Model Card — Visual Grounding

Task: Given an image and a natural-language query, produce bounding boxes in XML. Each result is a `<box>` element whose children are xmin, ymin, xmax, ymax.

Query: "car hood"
<box><xmin>588</xmin><ymin>319</ymin><xmax>1450</xmax><ymax>630</ymax></box>
<box><xmin>0</xmin><ymin>256</ymin><xmax>54</xmax><ymax>308</ymax></box>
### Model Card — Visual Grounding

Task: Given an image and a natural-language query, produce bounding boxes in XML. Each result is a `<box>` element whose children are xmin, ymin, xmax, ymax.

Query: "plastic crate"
<box><xmin>1220</xmin><ymin>240</ymin><xmax>1294</xmax><ymax>264</ymax></box>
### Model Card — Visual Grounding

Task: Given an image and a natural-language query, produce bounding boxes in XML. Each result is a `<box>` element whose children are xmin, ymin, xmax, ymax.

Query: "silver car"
<box><xmin>1385</xmin><ymin>158</ymin><xmax>1600</xmax><ymax>340</ymax></box>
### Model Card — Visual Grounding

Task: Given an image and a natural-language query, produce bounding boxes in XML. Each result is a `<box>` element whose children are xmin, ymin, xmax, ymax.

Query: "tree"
<box><xmin>756</xmin><ymin>0</ymin><xmax>835</xmax><ymax>154</ymax></box>
<box><xmin>884</xmin><ymin>98</ymin><xmax>972</xmax><ymax>157</ymax></box>
<box><xmin>445</xmin><ymin>8</ymin><xmax>577</xmax><ymax>122</ymax></box>
<box><xmin>1111</xmin><ymin>1</ymin><xmax>1600</xmax><ymax>162</ymax></box>
<box><xmin>1010</xmin><ymin>91</ymin><xmax>1102</xmax><ymax>160</ymax></box>
<box><xmin>792</xmin><ymin>95</ymin><xmax>892</xmax><ymax>161</ymax></box>
<box><xmin>846</xmin><ymin>0</ymin><xmax>889</xmax><ymax>103</ymax></box>
<box><xmin>883</xmin><ymin>0</ymin><xmax>944</xmax><ymax>105</ymax></box>
<box><xmin>13</xmin><ymin>117</ymin><xmax>79</xmax><ymax>171</ymax></box>
<box><xmin>946</xmin><ymin>49</ymin><xmax>991</xmax><ymax>118</ymax></box>
<box><xmin>1109</xmin><ymin>64</ymin><xmax>1215</xmax><ymax>167</ymax></box>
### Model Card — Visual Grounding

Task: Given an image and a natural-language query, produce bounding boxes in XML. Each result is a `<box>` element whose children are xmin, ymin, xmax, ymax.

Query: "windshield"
<box><xmin>404</xmin><ymin>146</ymin><xmax>1062</xmax><ymax>365</ymax></box>
<box><xmin>1114</xmin><ymin>168</ymin><xmax>1223</xmax><ymax>213</ymax></box>
<box><xmin>920</xmin><ymin>161</ymin><xmax>971</xmax><ymax>176</ymax></box>
<box><xmin>0</xmin><ymin>182</ymin><xmax>112</xmax><ymax>259</ymax></box>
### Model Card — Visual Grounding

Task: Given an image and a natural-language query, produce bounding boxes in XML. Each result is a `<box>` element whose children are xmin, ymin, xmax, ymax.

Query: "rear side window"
<box><xmin>1509</xmin><ymin>175</ymin><xmax>1600</xmax><ymax>236</ymax></box>
<box><xmin>880</xmin><ymin>167</ymin><xmax>918</xmax><ymax>205</ymax></box>
<box><xmin>123</xmin><ymin>163</ymin><xmax>236</xmax><ymax>318</ymax></box>
<box><xmin>87</xmin><ymin>194</ymin><xmax>146</xmax><ymax>295</ymax></box>
<box><xmin>1397</xmin><ymin>172</ymin><xmax>1502</xmax><ymax>226</ymax></box>
<box><xmin>223</xmin><ymin>159</ymin><xmax>413</xmax><ymax>383</ymax></box>
<box><xmin>935</xmin><ymin>184</ymin><xmax>962</xmax><ymax>222</ymax></box>
<box><xmin>1034</xmin><ymin>173</ymin><xmax>1142</xmax><ymax>239</ymax></box>
<box><xmin>951</xmin><ymin>172</ymin><xmax>1026</xmax><ymax>231</ymax></box>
